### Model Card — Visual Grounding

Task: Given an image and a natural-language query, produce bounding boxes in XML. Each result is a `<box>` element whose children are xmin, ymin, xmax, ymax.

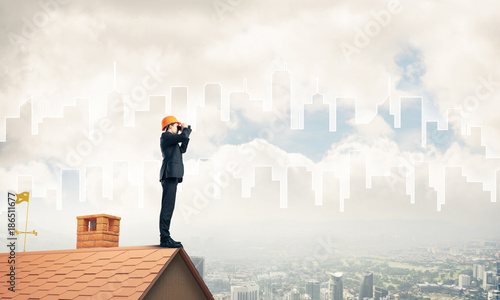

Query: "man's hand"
<box><xmin>181</xmin><ymin>123</ymin><xmax>188</xmax><ymax>130</ymax></box>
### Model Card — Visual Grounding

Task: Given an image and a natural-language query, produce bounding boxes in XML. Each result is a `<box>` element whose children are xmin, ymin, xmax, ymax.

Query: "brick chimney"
<box><xmin>76</xmin><ymin>214</ymin><xmax>121</xmax><ymax>248</ymax></box>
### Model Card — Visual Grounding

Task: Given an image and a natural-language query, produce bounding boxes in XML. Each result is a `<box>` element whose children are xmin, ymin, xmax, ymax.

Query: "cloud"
<box><xmin>1</xmin><ymin>0</ymin><xmax>500</xmax><ymax>254</ymax></box>
<box><xmin>349</xmin><ymin>115</ymin><xmax>395</xmax><ymax>139</ymax></box>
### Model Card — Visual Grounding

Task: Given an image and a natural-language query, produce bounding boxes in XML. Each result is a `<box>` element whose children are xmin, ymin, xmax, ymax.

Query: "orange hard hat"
<box><xmin>161</xmin><ymin>116</ymin><xmax>179</xmax><ymax>131</ymax></box>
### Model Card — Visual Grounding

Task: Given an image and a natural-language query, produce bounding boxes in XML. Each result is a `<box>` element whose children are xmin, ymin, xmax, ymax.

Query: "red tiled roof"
<box><xmin>0</xmin><ymin>245</ymin><xmax>210</xmax><ymax>299</ymax></box>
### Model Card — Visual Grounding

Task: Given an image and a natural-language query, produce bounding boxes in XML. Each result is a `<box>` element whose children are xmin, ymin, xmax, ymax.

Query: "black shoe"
<box><xmin>168</xmin><ymin>236</ymin><xmax>182</xmax><ymax>245</ymax></box>
<box><xmin>160</xmin><ymin>239</ymin><xmax>182</xmax><ymax>248</ymax></box>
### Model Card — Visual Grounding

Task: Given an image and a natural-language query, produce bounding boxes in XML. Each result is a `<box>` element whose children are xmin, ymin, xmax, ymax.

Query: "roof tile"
<box><xmin>87</xmin><ymin>278</ymin><xmax>110</xmax><ymax>287</ymax></box>
<box><xmin>37</xmin><ymin>270</ymin><xmax>55</xmax><ymax>280</ymax></box>
<box><xmin>86</xmin><ymin>259</ymin><xmax>109</xmax><ymax>267</ymax></box>
<box><xmin>137</xmin><ymin>282</ymin><xmax>152</xmax><ymax>291</ymax></box>
<box><xmin>17</xmin><ymin>285</ymin><xmax>40</xmax><ymax>295</ymax></box>
<box><xmin>128</xmin><ymin>268</ymin><xmax>156</xmax><ymax>278</ymax></box>
<box><xmin>144</xmin><ymin>273</ymin><xmax>158</xmax><ymax>282</ymax></box>
<box><xmin>107</xmin><ymin>273</ymin><xmax>130</xmax><ymax>283</ymax></box>
<box><xmin>58</xmin><ymin>290</ymin><xmax>82</xmax><ymax>299</ymax></box>
<box><xmin>76</xmin><ymin>286</ymin><xmax>101</xmax><ymax>296</ymax></box>
<box><xmin>142</xmin><ymin>248</ymin><xmax>176</xmax><ymax>261</ymax></box>
<box><xmin>55</xmin><ymin>266</ymin><xmax>76</xmax><ymax>275</ymax></box>
<box><xmin>56</xmin><ymin>260</ymin><xmax>81</xmax><ymax>267</ymax></box>
<box><xmin>113</xmin><ymin>286</ymin><xmax>138</xmax><ymax>297</ymax></box>
<box><xmin>120</xmin><ymin>277</ymin><xmax>143</xmax><ymax>287</ymax></box>
<box><xmin>68</xmin><ymin>263</ymin><xmax>88</xmax><ymax>272</ymax></box>
<box><xmin>18</xmin><ymin>254</ymin><xmax>44</xmax><ymax>263</ymax></box>
<box><xmin>65</xmin><ymin>270</ymin><xmax>86</xmax><ymax>279</ymax></box>
<box><xmin>56</xmin><ymin>252</ymin><xmax>94</xmax><ymax>264</ymax></box>
<box><xmin>76</xmin><ymin>254</ymin><xmax>101</xmax><ymax>264</ymax></box>
<box><xmin>128</xmin><ymin>249</ymin><xmax>158</xmax><ymax>259</ymax></box>
<box><xmin>21</xmin><ymin>267</ymin><xmax>43</xmax><ymax>276</ymax></box>
<box><xmin>16</xmin><ymin>271</ymin><xmax>28</xmax><ymax>280</ymax></box>
<box><xmin>135</xmin><ymin>260</ymin><xmax>162</xmax><ymax>270</ymax></box>
<box><xmin>114</xmin><ymin>265</ymin><xmax>143</xmax><ymax>275</ymax></box>
<box><xmin>99</xmin><ymin>282</ymin><xmax>122</xmax><ymax>292</ymax></box>
<box><xmin>94</xmin><ymin>291</ymin><xmax>114</xmax><ymax>299</ymax></box>
<box><xmin>37</xmin><ymin>281</ymin><xmax>61</xmax><ymax>291</ymax></box>
<box><xmin>82</xmin><ymin>265</ymin><xmax>102</xmax><ymax>275</ymax></box>
<box><xmin>46</xmin><ymin>274</ymin><xmax>66</xmax><ymax>283</ymax></box>
<box><xmin>41</xmin><ymin>295</ymin><xmax>66</xmax><ymax>300</ymax></box>
<box><xmin>100</xmin><ymin>261</ymin><xmax>124</xmax><ymax>270</ymax></box>
<box><xmin>56</xmin><ymin>278</ymin><xmax>77</xmax><ymax>287</ymax></box>
<box><xmin>27</xmin><ymin>289</ymin><xmax>50</xmax><ymax>298</ymax></box>
<box><xmin>87</xmin><ymin>250</ymin><xmax>122</xmax><ymax>260</ymax></box>
<box><xmin>66</xmin><ymin>282</ymin><xmax>92</xmax><ymax>291</ymax></box>
<box><xmin>42</xmin><ymin>253</ymin><xmax>71</xmax><ymax>262</ymax></box>
<box><xmin>121</xmin><ymin>257</ymin><xmax>143</xmax><ymax>266</ymax></box>
<box><xmin>47</xmin><ymin>287</ymin><xmax>69</xmax><ymax>295</ymax></box>
<box><xmin>94</xmin><ymin>269</ymin><xmax>119</xmax><ymax>278</ymax></box>
<box><xmin>22</xmin><ymin>274</ymin><xmax>41</xmax><ymax>283</ymax></box>
<box><xmin>25</xmin><ymin>279</ymin><xmax>46</xmax><ymax>287</ymax></box>
<box><xmin>74</xmin><ymin>274</ymin><xmax>97</xmax><ymax>283</ymax></box>
<box><xmin>128</xmin><ymin>291</ymin><xmax>145</xmax><ymax>299</ymax></box>
<box><xmin>43</xmin><ymin>265</ymin><xmax>60</xmax><ymax>272</ymax></box>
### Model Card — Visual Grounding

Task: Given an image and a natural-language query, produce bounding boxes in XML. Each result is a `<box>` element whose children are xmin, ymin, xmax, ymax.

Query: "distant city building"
<box><xmin>374</xmin><ymin>287</ymin><xmax>388</xmax><ymax>300</ymax></box>
<box><xmin>290</xmin><ymin>288</ymin><xmax>301</xmax><ymax>300</ymax></box>
<box><xmin>231</xmin><ymin>282</ymin><xmax>259</xmax><ymax>300</ymax></box>
<box><xmin>306</xmin><ymin>280</ymin><xmax>321</xmax><ymax>300</ymax></box>
<box><xmin>488</xmin><ymin>290</ymin><xmax>500</xmax><ymax>300</ymax></box>
<box><xmin>329</xmin><ymin>272</ymin><xmax>343</xmax><ymax>300</ymax></box>
<box><xmin>459</xmin><ymin>274</ymin><xmax>471</xmax><ymax>288</ymax></box>
<box><xmin>320</xmin><ymin>287</ymin><xmax>331</xmax><ymax>300</ymax></box>
<box><xmin>417</xmin><ymin>283</ymin><xmax>464</xmax><ymax>296</ymax></box>
<box><xmin>485</xmin><ymin>271</ymin><xmax>497</xmax><ymax>290</ymax></box>
<box><xmin>263</xmin><ymin>284</ymin><xmax>274</xmax><ymax>300</ymax></box>
<box><xmin>214</xmin><ymin>294</ymin><xmax>230</xmax><ymax>300</ymax></box>
<box><xmin>191</xmin><ymin>256</ymin><xmax>205</xmax><ymax>280</ymax></box>
<box><xmin>469</xmin><ymin>289</ymin><xmax>481</xmax><ymax>300</ymax></box>
<box><xmin>474</xmin><ymin>264</ymin><xmax>485</xmax><ymax>280</ymax></box>
<box><xmin>359</xmin><ymin>271</ymin><xmax>374</xmax><ymax>300</ymax></box>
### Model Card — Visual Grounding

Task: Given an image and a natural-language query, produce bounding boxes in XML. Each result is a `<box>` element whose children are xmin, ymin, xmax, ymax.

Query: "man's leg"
<box><xmin>159</xmin><ymin>178</ymin><xmax>178</xmax><ymax>243</ymax></box>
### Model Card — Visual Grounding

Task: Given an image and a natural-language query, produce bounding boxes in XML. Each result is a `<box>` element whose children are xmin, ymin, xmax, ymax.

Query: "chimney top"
<box><xmin>76</xmin><ymin>214</ymin><xmax>121</xmax><ymax>249</ymax></box>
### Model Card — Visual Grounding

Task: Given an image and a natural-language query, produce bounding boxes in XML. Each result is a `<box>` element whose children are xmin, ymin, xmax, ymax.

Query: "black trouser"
<box><xmin>160</xmin><ymin>178</ymin><xmax>178</xmax><ymax>242</ymax></box>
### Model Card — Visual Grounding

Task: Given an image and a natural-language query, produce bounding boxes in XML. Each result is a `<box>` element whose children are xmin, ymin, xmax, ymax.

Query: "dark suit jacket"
<box><xmin>159</xmin><ymin>126</ymin><xmax>191</xmax><ymax>182</ymax></box>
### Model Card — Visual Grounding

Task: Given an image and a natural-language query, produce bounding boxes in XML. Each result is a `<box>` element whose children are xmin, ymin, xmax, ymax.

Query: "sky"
<box><xmin>0</xmin><ymin>0</ymin><xmax>500</xmax><ymax>258</ymax></box>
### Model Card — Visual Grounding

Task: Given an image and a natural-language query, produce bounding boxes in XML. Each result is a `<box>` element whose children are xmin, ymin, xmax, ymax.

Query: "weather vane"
<box><xmin>14</xmin><ymin>191</ymin><xmax>37</xmax><ymax>252</ymax></box>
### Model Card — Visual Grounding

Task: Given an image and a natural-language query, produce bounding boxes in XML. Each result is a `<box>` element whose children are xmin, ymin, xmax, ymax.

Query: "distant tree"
<box><xmin>470</xmin><ymin>278</ymin><xmax>479</xmax><ymax>287</ymax></box>
<box><xmin>398</xmin><ymin>282</ymin><xmax>413</xmax><ymax>291</ymax></box>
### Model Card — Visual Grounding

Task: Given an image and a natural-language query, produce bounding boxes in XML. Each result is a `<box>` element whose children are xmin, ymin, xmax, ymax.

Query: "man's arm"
<box><xmin>161</xmin><ymin>131</ymin><xmax>189</xmax><ymax>146</ymax></box>
<box><xmin>179</xmin><ymin>124</ymin><xmax>191</xmax><ymax>153</ymax></box>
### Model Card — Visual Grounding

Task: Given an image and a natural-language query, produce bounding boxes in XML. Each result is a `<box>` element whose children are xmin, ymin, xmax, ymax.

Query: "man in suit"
<box><xmin>159</xmin><ymin>115</ymin><xmax>192</xmax><ymax>248</ymax></box>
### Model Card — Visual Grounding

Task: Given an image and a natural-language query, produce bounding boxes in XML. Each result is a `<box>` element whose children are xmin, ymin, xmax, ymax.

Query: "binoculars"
<box><xmin>178</xmin><ymin>124</ymin><xmax>191</xmax><ymax>131</ymax></box>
